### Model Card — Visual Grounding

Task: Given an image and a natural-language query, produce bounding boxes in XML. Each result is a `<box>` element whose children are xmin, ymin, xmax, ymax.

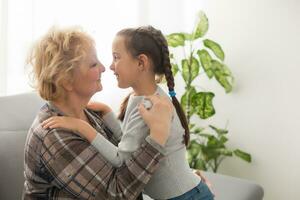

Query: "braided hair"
<box><xmin>117</xmin><ymin>26</ymin><xmax>190</xmax><ymax>146</ymax></box>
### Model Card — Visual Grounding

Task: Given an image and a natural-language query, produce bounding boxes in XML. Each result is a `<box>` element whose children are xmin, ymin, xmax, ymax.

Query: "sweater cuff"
<box><xmin>102</xmin><ymin>111</ymin><xmax>117</xmax><ymax>124</ymax></box>
<box><xmin>91</xmin><ymin>133</ymin><xmax>105</xmax><ymax>149</ymax></box>
<box><xmin>145</xmin><ymin>136</ymin><xmax>166</xmax><ymax>155</ymax></box>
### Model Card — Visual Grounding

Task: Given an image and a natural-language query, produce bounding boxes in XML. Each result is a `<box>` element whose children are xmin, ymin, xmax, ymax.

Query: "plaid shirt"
<box><xmin>23</xmin><ymin>102</ymin><xmax>163</xmax><ymax>200</ymax></box>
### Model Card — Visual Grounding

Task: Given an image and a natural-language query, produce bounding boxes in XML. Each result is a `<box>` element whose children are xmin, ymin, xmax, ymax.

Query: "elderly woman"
<box><xmin>23</xmin><ymin>27</ymin><xmax>173</xmax><ymax>200</ymax></box>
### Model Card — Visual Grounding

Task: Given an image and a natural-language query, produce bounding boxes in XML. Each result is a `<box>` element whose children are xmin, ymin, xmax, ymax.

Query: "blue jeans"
<box><xmin>168</xmin><ymin>181</ymin><xmax>214</xmax><ymax>200</ymax></box>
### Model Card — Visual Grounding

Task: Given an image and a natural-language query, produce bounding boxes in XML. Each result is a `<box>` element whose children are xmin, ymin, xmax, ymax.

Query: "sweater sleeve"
<box><xmin>91</xmin><ymin>105</ymin><xmax>163</xmax><ymax>167</ymax></box>
<box><xmin>102</xmin><ymin>111</ymin><xmax>122</xmax><ymax>142</ymax></box>
<box><xmin>91</xmin><ymin>111</ymin><xmax>148</xmax><ymax>167</ymax></box>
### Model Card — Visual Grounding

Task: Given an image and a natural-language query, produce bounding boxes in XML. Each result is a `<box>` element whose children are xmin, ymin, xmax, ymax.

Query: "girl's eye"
<box><xmin>92</xmin><ymin>63</ymin><xmax>97</xmax><ymax>67</ymax></box>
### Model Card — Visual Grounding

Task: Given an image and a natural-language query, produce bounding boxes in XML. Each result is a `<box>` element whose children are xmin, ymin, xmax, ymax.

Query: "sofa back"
<box><xmin>0</xmin><ymin>93</ymin><xmax>44</xmax><ymax>200</ymax></box>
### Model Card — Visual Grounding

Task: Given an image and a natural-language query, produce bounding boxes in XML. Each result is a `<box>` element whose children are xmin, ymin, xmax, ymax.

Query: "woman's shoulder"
<box><xmin>32</xmin><ymin>103</ymin><xmax>82</xmax><ymax>142</ymax></box>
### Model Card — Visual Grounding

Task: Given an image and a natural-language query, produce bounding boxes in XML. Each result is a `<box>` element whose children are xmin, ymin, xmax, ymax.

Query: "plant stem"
<box><xmin>186</xmin><ymin>41</ymin><xmax>195</xmax><ymax>124</ymax></box>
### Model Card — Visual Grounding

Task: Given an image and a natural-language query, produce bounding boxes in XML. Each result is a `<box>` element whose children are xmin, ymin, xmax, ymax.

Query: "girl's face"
<box><xmin>110</xmin><ymin>36</ymin><xmax>141</xmax><ymax>89</ymax></box>
<box><xmin>71</xmin><ymin>46</ymin><xmax>105</xmax><ymax>98</ymax></box>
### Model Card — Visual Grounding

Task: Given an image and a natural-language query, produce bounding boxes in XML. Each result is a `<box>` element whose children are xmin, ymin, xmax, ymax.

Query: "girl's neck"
<box><xmin>52</xmin><ymin>93</ymin><xmax>90</xmax><ymax>121</ymax></box>
<box><xmin>132</xmin><ymin>77</ymin><xmax>157</xmax><ymax>96</ymax></box>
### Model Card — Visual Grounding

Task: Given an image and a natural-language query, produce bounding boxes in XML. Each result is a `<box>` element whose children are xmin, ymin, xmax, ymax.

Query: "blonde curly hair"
<box><xmin>28</xmin><ymin>26</ymin><xmax>94</xmax><ymax>101</ymax></box>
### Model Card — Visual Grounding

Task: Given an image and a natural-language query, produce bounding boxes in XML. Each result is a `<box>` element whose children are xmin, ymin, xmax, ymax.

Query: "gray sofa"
<box><xmin>0</xmin><ymin>92</ymin><xmax>264</xmax><ymax>200</ymax></box>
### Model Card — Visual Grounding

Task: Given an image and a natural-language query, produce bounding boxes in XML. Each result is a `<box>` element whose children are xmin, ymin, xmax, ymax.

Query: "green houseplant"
<box><xmin>165</xmin><ymin>11</ymin><xmax>251</xmax><ymax>172</ymax></box>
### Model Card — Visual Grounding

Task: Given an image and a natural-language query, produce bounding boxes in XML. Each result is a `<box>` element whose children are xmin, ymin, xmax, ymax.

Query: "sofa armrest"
<box><xmin>203</xmin><ymin>171</ymin><xmax>264</xmax><ymax>200</ymax></box>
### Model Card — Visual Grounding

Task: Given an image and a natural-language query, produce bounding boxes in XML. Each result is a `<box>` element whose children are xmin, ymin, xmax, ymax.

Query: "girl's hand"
<box><xmin>87</xmin><ymin>101</ymin><xmax>112</xmax><ymax>115</ymax></box>
<box><xmin>194</xmin><ymin>170</ymin><xmax>215</xmax><ymax>196</ymax></box>
<box><xmin>139</xmin><ymin>95</ymin><xmax>173</xmax><ymax>146</ymax></box>
<box><xmin>42</xmin><ymin>116</ymin><xmax>81</xmax><ymax>132</ymax></box>
<box><xmin>42</xmin><ymin>116</ymin><xmax>97</xmax><ymax>142</ymax></box>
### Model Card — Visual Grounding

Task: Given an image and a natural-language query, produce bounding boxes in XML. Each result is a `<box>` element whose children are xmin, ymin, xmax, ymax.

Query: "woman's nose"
<box><xmin>99</xmin><ymin>63</ymin><xmax>105</xmax><ymax>73</ymax></box>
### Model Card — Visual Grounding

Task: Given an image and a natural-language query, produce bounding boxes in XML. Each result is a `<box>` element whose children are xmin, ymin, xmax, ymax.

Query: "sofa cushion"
<box><xmin>0</xmin><ymin>93</ymin><xmax>44</xmax><ymax>200</ymax></box>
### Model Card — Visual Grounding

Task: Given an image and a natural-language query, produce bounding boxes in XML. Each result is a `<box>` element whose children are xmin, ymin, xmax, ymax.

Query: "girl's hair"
<box><xmin>117</xmin><ymin>26</ymin><xmax>190</xmax><ymax>146</ymax></box>
<box><xmin>27</xmin><ymin>26</ymin><xmax>94</xmax><ymax>101</ymax></box>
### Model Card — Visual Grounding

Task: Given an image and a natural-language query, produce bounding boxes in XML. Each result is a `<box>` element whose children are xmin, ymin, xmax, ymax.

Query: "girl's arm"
<box><xmin>42</xmin><ymin>113</ymin><xmax>149</xmax><ymax>168</ymax></box>
<box><xmin>42</xmin><ymin>96</ymin><xmax>172</xmax><ymax>168</ymax></box>
<box><xmin>42</xmin><ymin>116</ymin><xmax>97</xmax><ymax>142</ymax></box>
<box><xmin>87</xmin><ymin>102</ymin><xmax>122</xmax><ymax>141</ymax></box>
<box><xmin>92</xmin><ymin>109</ymin><xmax>150</xmax><ymax>167</ymax></box>
<box><xmin>42</xmin><ymin>116</ymin><xmax>144</xmax><ymax>167</ymax></box>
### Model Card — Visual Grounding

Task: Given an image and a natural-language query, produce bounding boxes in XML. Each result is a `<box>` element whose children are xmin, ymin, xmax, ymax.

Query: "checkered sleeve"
<box><xmin>41</xmin><ymin>128</ymin><xmax>163</xmax><ymax>200</ymax></box>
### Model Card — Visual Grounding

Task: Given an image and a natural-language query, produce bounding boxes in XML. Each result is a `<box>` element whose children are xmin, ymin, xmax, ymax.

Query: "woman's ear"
<box><xmin>61</xmin><ymin>79</ymin><xmax>73</xmax><ymax>92</ymax></box>
<box><xmin>137</xmin><ymin>54</ymin><xmax>150</xmax><ymax>71</ymax></box>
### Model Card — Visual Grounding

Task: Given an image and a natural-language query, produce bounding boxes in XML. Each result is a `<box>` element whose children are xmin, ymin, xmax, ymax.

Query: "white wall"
<box><xmin>0</xmin><ymin>0</ymin><xmax>8</xmax><ymax>95</ymax></box>
<box><xmin>168</xmin><ymin>0</ymin><xmax>299</xmax><ymax>200</ymax></box>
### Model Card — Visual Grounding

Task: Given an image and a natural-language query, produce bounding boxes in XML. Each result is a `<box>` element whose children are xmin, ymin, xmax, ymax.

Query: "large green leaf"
<box><xmin>181</xmin><ymin>86</ymin><xmax>196</xmax><ymax>114</ymax></box>
<box><xmin>191</xmin><ymin>57</ymin><xmax>200</xmax><ymax>81</ymax></box>
<box><xmin>193</xmin><ymin>11</ymin><xmax>209</xmax><ymax>39</ymax></box>
<box><xmin>192</xmin><ymin>127</ymin><xmax>205</xmax><ymax>134</ymax></box>
<box><xmin>183</xmin><ymin>32</ymin><xmax>193</xmax><ymax>40</ymax></box>
<box><xmin>209</xmin><ymin>125</ymin><xmax>228</xmax><ymax>135</ymax></box>
<box><xmin>181</xmin><ymin>57</ymin><xmax>200</xmax><ymax>83</ymax></box>
<box><xmin>211</xmin><ymin>60</ymin><xmax>233</xmax><ymax>93</ymax></box>
<box><xmin>206</xmin><ymin>135</ymin><xmax>220</xmax><ymax>148</ymax></box>
<box><xmin>166</xmin><ymin>33</ymin><xmax>185</xmax><ymax>47</ymax></box>
<box><xmin>197</xmin><ymin>49</ymin><xmax>213</xmax><ymax>79</ymax></box>
<box><xmin>194</xmin><ymin>159</ymin><xmax>207</xmax><ymax>170</ymax></box>
<box><xmin>222</xmin><ymin>63</ymin><xmax>234</xmax><ymax>77</ymax></box>
<box><xmin>215</xmin><ymin>148</ymin><xmax>233</xmax><ymax>156</ymax></box>
<box><xmin>181</xmin><ymin>59</ymin><xmax>189</xmax><ymax>83</ymax></box>
<box><xmin>191</xmin><ymin>92</ymin><xmax>215</xmax><ymax>119</ymax></box>
<box><xmin>171</xmin><ymin>63</ymin><xmax>179</xmax><ymax>77</ymax></box>
<box><xmin>202</xmin><ymin>146</ymin><xmax>220</xmax><ymax>160</ymax></box>
<box><xmin>219</xmin><ymin>135</ymin><xmax>229</xmax><ymax>144</ymax></box>
<box><xmin>204</xmin><ymin>39</ymin><xmax>225</xmax><ymax>61</ymax></box>
<box><xmin>234</xmin><ymin>149</ymin><xmax>252</xmax><ymax>162</ymax></box>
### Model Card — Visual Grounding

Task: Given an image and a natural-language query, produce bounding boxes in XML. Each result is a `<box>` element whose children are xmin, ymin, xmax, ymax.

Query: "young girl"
<box><xmin>43</xmin><ymin>26</ymin><xmax>214</xmax><ymax>200</ymax></box>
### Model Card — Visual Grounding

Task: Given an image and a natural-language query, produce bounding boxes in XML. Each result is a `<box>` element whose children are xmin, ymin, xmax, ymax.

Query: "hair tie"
<box><xmin>169</xmin><ymin>90</ymin><xmax>176</xmax><ymax>97</ymax></box>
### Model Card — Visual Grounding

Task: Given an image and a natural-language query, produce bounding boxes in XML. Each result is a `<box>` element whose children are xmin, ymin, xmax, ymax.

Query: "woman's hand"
<box><xmin>139</xmin><ymin>95</ymin><xmax>173</xmax><ymax>146</ymax></box>
<box><xmin>42</xmin><ymin>116</ymin><xmax>97</xmax><ymax>142</ymax></box>
<box><xmin>87</xmin><ymin>101</ymin><xmax>112</xmax><ymax>116</ymax></box>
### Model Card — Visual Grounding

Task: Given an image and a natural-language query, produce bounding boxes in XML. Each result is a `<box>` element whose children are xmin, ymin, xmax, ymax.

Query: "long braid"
<box><xmin>118</xmin><ymin>93</ymin><xmax>131</xmax><ymax>121</ymax></box>
<box><xmin>137</xmin><ymin>26</ymin><xmax>190</xmax><ymax>146</ymax></box>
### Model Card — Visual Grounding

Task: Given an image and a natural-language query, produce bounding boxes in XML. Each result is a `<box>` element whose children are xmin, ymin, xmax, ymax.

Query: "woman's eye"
<box><xmin>92</xmin><ymin>63</ymin><xmax>97</xmax><ymax>67</ymax></box>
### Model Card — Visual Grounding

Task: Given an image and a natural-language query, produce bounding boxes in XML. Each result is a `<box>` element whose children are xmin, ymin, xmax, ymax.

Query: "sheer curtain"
<box><xmin>0</xmin><ymin>0</ymin><xmax>203</xmax><ymax>108</ymax></box>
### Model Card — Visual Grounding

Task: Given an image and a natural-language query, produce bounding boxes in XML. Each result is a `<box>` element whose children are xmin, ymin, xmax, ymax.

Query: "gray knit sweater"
<box><xmin>91</xmin><ymin>86</ymin><xmax>200</xmax><ymax>199</ymax></box>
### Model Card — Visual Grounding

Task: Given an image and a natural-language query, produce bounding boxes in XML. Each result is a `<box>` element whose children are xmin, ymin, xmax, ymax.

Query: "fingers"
<box><xmin>87</xmin><ymin>102</ymin><xmax>100</xmax><ymax>110</ymax></box>
<box><xmin>41</xmin><ymin>116</ymin><xmax>61</xmax><ymax>129</ymax></box>
<box><xmin>144</xmin><ymin>94</ymin><xmax>161</xmax><ymax>104</ymax></box>
<box><xmin>138</xmin><ymin>103</ymin><xmax>147</xmax><ymax>117</ymax></box>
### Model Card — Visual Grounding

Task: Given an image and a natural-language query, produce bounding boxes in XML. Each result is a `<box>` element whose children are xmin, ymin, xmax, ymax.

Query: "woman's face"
<box><xmin>71</xmin><ymin>46</ymin><xmax>105</xmax><ymax>98</ymax></box>
<box><xmin>110</xmin><ymin>36</ymin><xmax>141</xmax><ymax>89</ymax></box>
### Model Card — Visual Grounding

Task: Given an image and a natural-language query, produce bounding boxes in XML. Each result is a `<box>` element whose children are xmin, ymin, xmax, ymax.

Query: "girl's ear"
<box><xmin>137</xmin><ymin>54</ymin><xmax>150</xmax><ymax>71</ymax></box>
